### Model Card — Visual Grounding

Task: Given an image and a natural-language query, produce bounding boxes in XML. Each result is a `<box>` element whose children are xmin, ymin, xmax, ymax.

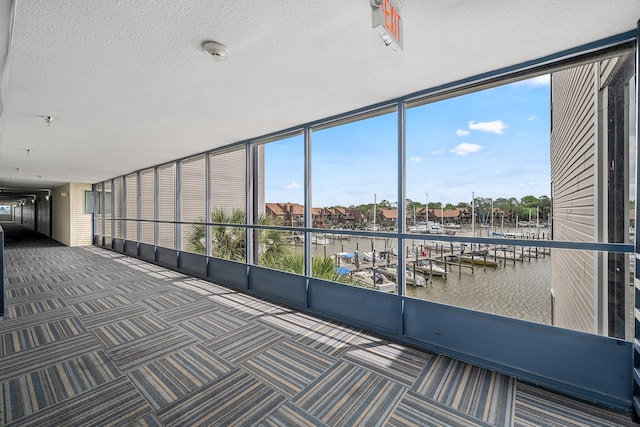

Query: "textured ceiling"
<box><xmin>0</xmin><ymin>0</ymin><xmax>638</xmax><ymax>193</ymax></box>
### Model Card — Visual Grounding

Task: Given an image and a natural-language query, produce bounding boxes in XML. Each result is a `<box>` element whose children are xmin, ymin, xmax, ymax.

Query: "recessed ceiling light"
<box><xmin>202</xmin><ymin>41</ymin><xmax>229</xmax><ymax>60</ymax></box>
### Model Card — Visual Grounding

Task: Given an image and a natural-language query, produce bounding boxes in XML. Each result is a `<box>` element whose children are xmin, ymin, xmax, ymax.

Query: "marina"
<box><xmin>306</xmin><ymin>228</ymin><xmax>554</xmax><ymax>325</ymax></box>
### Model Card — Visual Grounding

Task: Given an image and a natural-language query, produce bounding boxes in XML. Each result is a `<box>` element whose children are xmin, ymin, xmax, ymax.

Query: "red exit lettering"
<box><xmin>382</xmin><ymin>0</ymin><xmax>401</xmax><ymax>43</ymax></box>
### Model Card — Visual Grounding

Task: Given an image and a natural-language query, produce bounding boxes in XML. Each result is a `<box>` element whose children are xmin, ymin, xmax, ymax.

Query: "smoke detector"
<box><xmin>202</xmin><ymin>41</ymin><xmax>229</xmax><ymax>60</ymax></box>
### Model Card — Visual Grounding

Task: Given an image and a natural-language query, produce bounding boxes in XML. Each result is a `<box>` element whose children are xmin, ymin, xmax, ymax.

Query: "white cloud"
<box><xmin>410</xmin><ymin>156</ymin><xmax>422</xmax><ymax>162</ymax></box>
<box><xmin>527</xmin><ymin>115</ymin><xmax>538</xmax><ymax>121</ymax></box>
<box><xmin>468</xmin><ymin>120</ymin><xmax>507</xmax><ymax>134</ymax></box>
<box><xmin>513</xmin><ymin>74</ymin><xmax>550</xmax><ymax>87</ymax></box>
<box><xmin>456</xmin><ymin>129</ymin><xmax>470</xmax><ymax>136</ymax></box>
<box><xmin>285</xmin><ymin>182</ymin><xmax>301</xmax><ymax>190</ymax></box>
<box><xmin>430</xmin><ymin>149</ymin><xmax>445</xmax><ymax>155</ymax></box>
<box><xmin>450</xmin><ymin>143</ymin><xmax>482</xmax><ymax>156</ymax></box>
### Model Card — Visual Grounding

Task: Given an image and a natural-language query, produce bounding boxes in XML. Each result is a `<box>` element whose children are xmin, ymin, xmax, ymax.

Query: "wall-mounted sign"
<box><xmin>372</xmin><ymin>0</ymin><xmax>402</xmax><ymax>52</ymax></box>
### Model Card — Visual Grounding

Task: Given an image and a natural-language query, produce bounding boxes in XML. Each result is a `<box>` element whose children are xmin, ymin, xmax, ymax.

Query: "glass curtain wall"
<box><xmin>92</xmin><ymin>45</ymin><xmax>636</xmax><ymax>340</ymax></box>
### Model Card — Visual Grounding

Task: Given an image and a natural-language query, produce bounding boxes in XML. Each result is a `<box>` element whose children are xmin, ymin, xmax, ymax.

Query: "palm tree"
<box><xmin>186</xmin><ymin>209</ymin><xmax>346</xmax><ymax>282</ymax></box>
<box><xmin>186</xmin><ymin>209</ymin><xmax>288</xmax><ymax>264</ymax></box>
<box><xmin>274</xmin><ymin>251</ymin><xmax>347</xmax><ymax>283</ymax></box>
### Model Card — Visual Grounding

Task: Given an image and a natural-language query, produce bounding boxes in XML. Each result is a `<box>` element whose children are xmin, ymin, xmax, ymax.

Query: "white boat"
<box><xmin>380</xmin><ymin>267</ymin><xmax>427</xmax><ymax>287</ymax></box>
<box><xmin>411</xmin><ymin>260</ymin><xmax>447</xmax><ymax>276</ymax></box>
<box><xmin>311</xmin><ymin>235</ymin><xmax>329</xmax><ymax>245</ymax></box>
<box><xmin>351</xmin><ymin>270</ymin><xmax>397</xmax><ymax>293</ymax></box>
<box><xmin>361</xmin><ymin>251</ymin><xmax>388</xmax><ymax>264</ymax></box>
<box><xmin>427</xmin><ymin>225</ymin><xmax>442</xmax><ymax>234</ymax></box>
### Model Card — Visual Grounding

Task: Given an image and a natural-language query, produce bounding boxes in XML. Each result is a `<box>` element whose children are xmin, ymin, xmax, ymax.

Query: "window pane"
<box><xmin>113</xmin><ymin>177</ymin><xmax>123</xmax><ymax>239</ymax></box>
<box><xmin>157</xmin><ymin>163</ymin><xmax>175</xmax><ymax>249</ymax></box>
<box><xmin>103</xmin><ymin>181</ymin><xmax>112</xmax><ymax>245</ymax></box>
<box><xmin>407</xmin><ymin>76</ymin><xmax>551</xmax><ymax>239</ymax></box>
<box><xmin>95</xmin><ymin>183</ymin><xmax>103</xmax><ymax>237</ymax></box>
<box><xmin>210</xmin><ymin>147</ymin><xmax>246</xmax><ymax>223</ymax></box>
<box><xmin>208</xmin><ymin>224</ymin><xmax>246</xmax><ymax>262</ymax></box>
<box><xmin>312</xmin><ymin>111</ymin><xmax>397</xmax><ymax>231</ymax></box>
<box><xmin>260</xmin><ymin>134</ymin><xmax>304</xmax><ymax>272</ymax></box>
<box><xmin>181</xmin><ymin>155</ymin><xmax>206</xmax><ymax>254</ymax></box>
<box><xmin>84</xmin><ymin>190</ymin><xmax>94</xmax><ymax>214</ymax></box>
<box><xmin>139</xmin><ymin>168</ymin><xmax>155</xmax><ymax>245</ymax></box>
<box><xmin>263</xmin><ymin>135</ymin><xmax>303</xmax><ymax>228</ymax></box>
<box><xmin>125</xmin><ymin>173</ymin><xmax>138</xmax><ymax>242</ymax></box>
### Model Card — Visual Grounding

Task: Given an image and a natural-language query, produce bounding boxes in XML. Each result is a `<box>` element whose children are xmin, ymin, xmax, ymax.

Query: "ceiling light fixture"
<box><xmin>43</xmin><ymin>116</ymin><xmax>54</xmax><ymax>126</ymax></box>
<box><xmin>202</xmin><ymin>41</ymin><xmax>229</xmax><ymax>60</ymax></box>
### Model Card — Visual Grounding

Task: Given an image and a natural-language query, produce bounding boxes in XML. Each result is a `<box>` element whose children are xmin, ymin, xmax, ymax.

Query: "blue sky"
<box><xmin>265</xmin><ymin>75</ymin><xmax>551</xmax><ymax>207</ymax></box>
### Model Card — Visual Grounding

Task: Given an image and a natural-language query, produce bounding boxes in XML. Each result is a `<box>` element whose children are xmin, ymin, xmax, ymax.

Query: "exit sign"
<box><xmin>372</xmin><ymin>0</ymin><xmax>403</xmax><ymax>52</ymax></box>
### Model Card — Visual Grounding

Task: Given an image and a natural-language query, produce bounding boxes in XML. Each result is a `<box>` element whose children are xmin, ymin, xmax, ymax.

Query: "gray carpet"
<box><xmin>0</xmin><ymin>223</ymin><xmax>636</xmax><ymax>426</ymax></box>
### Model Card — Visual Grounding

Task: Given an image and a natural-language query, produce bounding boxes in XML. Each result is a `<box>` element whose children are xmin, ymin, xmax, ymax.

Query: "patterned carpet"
<box><xmin>0</xmin><ymin>223</ymin><xmax>636</xmax><ymax>426</ymax></box>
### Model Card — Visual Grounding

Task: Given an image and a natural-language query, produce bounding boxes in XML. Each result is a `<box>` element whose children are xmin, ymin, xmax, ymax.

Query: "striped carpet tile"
<box><xmin>208</xmin><ymin>293</ymin><xmax>290</xmax><ymax>319</ymax></box>
<box><xmin>92</xmin><ymin>313</ymin><xmax>171</xmax><ymax>348</ymax></box>
<box><xmin>119</xmin><ymin>284</ymin><xmax>184</xmax><ymax>301</ymax></box>
<box><xmin>106</xmin><ymin>328</ymin><xmax>197</xmax><ymax>372</ymax></box>
<box><xmin>0</xmin><ymin>307</ymin><xmax>77</xmax><ymax>332</ymax></box>
<box><xmin>412</xmin><ymin>354</ymin><xmax>514</xmax><ymax>426</ymax></box>
<box><xmin>7</xmin><ymin>274</ymin><xmax>47</xmax><ymax>284</ymax></box>
<box><xmin>128</xmin><ymin>344</ymin><xmax>234</xmax><ymax>410</ymax></box>
<box><xmin>156</xmin><ymin>299</ymin><xmax>224</xmax><ymax>324</ymax></box>
<box><xmin>5</xmin><ymin>283</ymin><xmax>54</xmax><ymax>298</ymax></box>
<box><xmin>158</xmin><ymin>368</ymin><xmax>286</xmax><ymax>426</ymax></box>
<box><xmin>342</xmin><ymin>341</ymin><xmax>434</xmax><ymax>388</ymax></box>
<box><xmin>4</xmin><ymin>298</ymin><xmax>66</xmax><ymax>318</ymax></box>
<box><xmin>291</xmin><ymin>360</ymin><xmax>406</xmax><ymax>427</ymax></box>
<box><xmin>260</xmin><ymin>401</ymin><xmax>329</xmax><ymax>427</ymax></box>
<box><xmin>173</xmin><ymin>278</ymin><xmax>231</xmax><ymax>295</ymax></box>
<box><xmin>76</xmin><ymin>303</ymin><xmax>150</xmax><ymax>329</ymax></box>
<box><xmin>69</xmin><ymin>294</ymin><xmax>133</xmax><ymax>316</ymax></box>
<box><xmin>241</xmin><ymin>339</ymin><xmax>336</xmax><ymax>397</ymax></box>
<box><xmin>1</xmin><ymin>316</ymin><xmax>86</xmax><ymax>355</ymax></box>
<box><xmin>178</xmin><ymin>310</ymin><xmax>250</xmax><ymax>342</ymax></box>
<box><xmin>514</xmin><ymin>382</ymin><xmax>636</xmax><ymax>427</ymax></box>
<box><xmin>97</xmin><ymin>270</ymin><xmax>142</xmax><ymax>282</ymax></box>
<box><xmin>205</xmin><ymin>323</ymin><xmax>284</xmax><ymax>364</ymax></box>
<box><xmin>3</xmin><ymin>349</ymin><xmax>121</xmax><ymax>422</ymax></box>
<box><xmin>387</xmin><ymin>390</ymin><xmax>494</xmax><ymax>427</ymax></box>
<box><xmin>140</xmin><ymin>291</ymin><xmax>200</xmax><ymax>312</ymax></box>
<box><xmin>55</xmin><ymin>281</ymin><xmax>111</xmax><ymax>297</ymax></box>
<box><xmin>292</xmin><ymin>322</ymin><xmax>374</xmax><ymax>358</ymax></box>
<box><xmin>257</xmin><ymin>311</ymin><xmax>325</xmax><ymax>337</ymax></box>
<box><xmin>4</xmin><ymin>376</ymin><xmax>151</xmax><ymax>427</ymax></box>
<box><xmin>48</xmin><ymin>271</ymin><xmax>94</xmax><ymax>284</ymax></box>
<box><xmin>0</xmin><ymin>333</ymin><xmax>101</xmax><ymax>380</ymax></box>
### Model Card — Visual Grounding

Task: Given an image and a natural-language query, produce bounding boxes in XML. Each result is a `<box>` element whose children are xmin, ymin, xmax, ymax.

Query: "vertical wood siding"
<box><xmin>550</xmin><ymin>64</ymin><xmax>598</xmax><ymax>333</ymax></box>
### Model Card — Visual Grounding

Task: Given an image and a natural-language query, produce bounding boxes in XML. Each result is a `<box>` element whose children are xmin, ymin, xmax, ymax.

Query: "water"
<box><xmin>406</xmin><ymin>256</ymin><xmax>551</xmax><ymax>325</ymax></box>
<box><xmin>309</xmin><ymin>234</ymin><xmax>552</xmax><ymax>326</ymax></box>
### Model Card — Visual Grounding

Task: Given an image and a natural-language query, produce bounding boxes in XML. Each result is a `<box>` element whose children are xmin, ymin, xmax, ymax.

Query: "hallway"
<box><xmin>0</xmin><ymin>223</ymin><xmax>635</xmax><ymax>426</ymax></box>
